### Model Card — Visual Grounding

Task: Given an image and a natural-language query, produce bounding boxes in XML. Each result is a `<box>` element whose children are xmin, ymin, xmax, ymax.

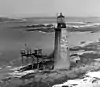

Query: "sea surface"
<box><xmin>0</xmin><ymin>17</ymin><xmax>100</xmax><ymax>80</ymax></box>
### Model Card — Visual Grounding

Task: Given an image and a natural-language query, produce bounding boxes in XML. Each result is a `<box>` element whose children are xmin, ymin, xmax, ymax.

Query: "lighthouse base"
<box><xmin>54</xmin><ymin>60</ymin><xmax>70</xmax><ymax>70</ymax></box>
<box><xmin>54</xmin><ymin>49</ymin><xmax>70</xmax><ymax>70</ymax></box>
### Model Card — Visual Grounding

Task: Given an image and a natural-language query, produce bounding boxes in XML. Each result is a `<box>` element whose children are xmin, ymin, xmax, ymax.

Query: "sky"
<box><xmin>0</xmin><ymin>0</ymin><xmax>100</xmax><ymax>17</ymax></box>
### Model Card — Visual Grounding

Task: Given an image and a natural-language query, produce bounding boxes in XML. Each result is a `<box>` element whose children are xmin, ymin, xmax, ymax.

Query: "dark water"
<box><xmin>0</xmin><ymin>22</ymin><xmax>55</xmax><ymax>66</ymax></box>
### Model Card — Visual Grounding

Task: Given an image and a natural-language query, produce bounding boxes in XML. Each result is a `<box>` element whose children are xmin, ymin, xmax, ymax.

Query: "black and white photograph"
<box><xmin>0</xmin><ymin>0</ymin><xmax>100</xmax><ymax>87</ymax></box>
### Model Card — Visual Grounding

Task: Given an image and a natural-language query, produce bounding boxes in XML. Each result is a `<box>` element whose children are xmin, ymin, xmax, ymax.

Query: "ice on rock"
<box><xmin>8</xmin><ymin>70</ymin><xmax>35</xmax><ymax>78</ymax></box>
<box><xmin>52</xmin><ymin>71</ymin><xmax>100</xmax><ymax>87</ymax></box>
<box><xmin>85</xmin><ymin>71</ymin><xmax>100</xmax><ymax>78</ymax></box>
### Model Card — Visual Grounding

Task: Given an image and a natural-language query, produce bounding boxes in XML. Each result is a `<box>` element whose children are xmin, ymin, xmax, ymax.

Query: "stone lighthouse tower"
<box><xmin>54</xmin><ymin>13</ymin><xmax>70</xmax><ymax>70</ymax></box>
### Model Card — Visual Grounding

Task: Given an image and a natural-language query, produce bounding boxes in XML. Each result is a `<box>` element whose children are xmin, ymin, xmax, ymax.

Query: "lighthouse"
<box><xmin>54</xmin><ymin>13</ymin><xmax>70</xmax><ymax>70</ymax></box>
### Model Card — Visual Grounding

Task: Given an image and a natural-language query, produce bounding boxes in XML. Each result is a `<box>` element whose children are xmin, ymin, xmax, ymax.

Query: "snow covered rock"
<box><xmin>52</xmin><ymin>71</ymin><xmax>100</xmax><ymax>87</ymax></box>
<box><xmin>85</xmin><ymin>71</ymin><xmax>100</xmax><ymax>78</ymax></box>
<box><xmin>8</xmin><ymin>70</ymin><xmax>35</xmax><ymax>78</ymax></box>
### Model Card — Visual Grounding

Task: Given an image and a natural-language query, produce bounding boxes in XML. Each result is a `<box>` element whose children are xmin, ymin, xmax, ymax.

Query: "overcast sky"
<box><xmin>0</xmin><ymin>0</ymin><xmax>100</xmax><ymax>17</ymax></box>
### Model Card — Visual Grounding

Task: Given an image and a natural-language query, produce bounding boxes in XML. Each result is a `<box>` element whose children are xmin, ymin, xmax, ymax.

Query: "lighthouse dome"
<box><xmin>57</xmin><ymin>13</ymin><xmax>65</xmax><ymax>18</ymax></box>
<box><xmin>57</xmin><ymin>13</ymin><xmax>65</xmax><ymax>24</ymax></box>
<box><xmin>57</xmin><ymin>13</ymin><xmax>66</xmax><ymax>28</ymax></box>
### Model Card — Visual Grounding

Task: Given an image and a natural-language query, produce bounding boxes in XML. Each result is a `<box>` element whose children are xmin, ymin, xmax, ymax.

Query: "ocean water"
<box><xmin>0</xmin><ymin>17</ymin><xmax>100</xmax><ymax>66</ymax></box>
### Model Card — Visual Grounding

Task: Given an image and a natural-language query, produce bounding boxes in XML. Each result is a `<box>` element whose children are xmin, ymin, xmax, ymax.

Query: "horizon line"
<box><xmin>0</xmin><ymin>16</ymin><xmax>100</xmax><ymax>19</ymax></box>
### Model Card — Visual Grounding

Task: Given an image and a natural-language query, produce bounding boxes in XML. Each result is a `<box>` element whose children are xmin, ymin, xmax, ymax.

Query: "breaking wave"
<box><xmin>25</xmin><ymin>22</ymin><xmax>100</xmax><ymax>33</ymax></box>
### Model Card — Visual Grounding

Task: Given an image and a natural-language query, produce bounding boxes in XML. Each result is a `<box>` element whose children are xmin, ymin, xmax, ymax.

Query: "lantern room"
<box><xmin>57</xmin><ymin>13</ymin><xmax>66</xmax><ymax>28</ymax></box>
